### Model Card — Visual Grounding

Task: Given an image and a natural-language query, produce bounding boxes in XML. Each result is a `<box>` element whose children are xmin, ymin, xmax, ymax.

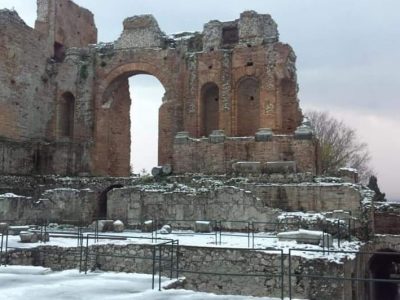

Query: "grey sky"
<box><xmin>2</xmin><ymin>0</ymin><xmax>400</xmax><ymax>200</ymax></box>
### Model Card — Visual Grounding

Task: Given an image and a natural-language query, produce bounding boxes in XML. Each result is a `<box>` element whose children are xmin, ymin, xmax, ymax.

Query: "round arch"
<box><xmin>234</xmin><ymin>76</ymin><xmax>260</xmax><ymax>137</ymax></box>
<box><xmin>92</xmin><ymin>61</ymin><xmax>180</xmax><ymax>176</ymax></box>
<box><xmin>199</xmin><ymin>82</ymin><xmax>219</xmax><ymax>137</ymax></box>
<box><xmin>97</xmin><ymin>62</ymin><xmax>172</xmax><ymax>105</ymax></box>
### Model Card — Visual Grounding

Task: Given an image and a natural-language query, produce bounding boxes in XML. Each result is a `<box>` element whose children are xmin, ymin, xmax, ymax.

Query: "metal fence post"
<box><xmin>152</xmin><ymin>245</ymin><xmax>156</xmax><ymax>289</ymax></box>
<box><xmin>288</xmin><ymin>249</ymin><xmax>292</xmax><ymax>300</ymax></box>
<box><xmin>84</xmin><ymin>235</ymin><xmax>89</xmax><ymax>274</ymax></box>
<box><xmin>158</xmin><ymin>244</ymin><xmax>162</xmax><ymax>291</ymax></box>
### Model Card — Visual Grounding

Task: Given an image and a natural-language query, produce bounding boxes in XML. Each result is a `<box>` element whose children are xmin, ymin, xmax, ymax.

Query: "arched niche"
<box><xmin>236</xmin><ymin>76</ymin><xmax>260</xmax><ymax>136</ymax></box>
<box><xmin>200</xmin><ymin>82</ymin><xmax>219</xmax><ymax>137</ymax></box>
<box><xmin>58</xmin><ymin>92</ymin><xmax>75</xmax><ymax>138</ymax></box>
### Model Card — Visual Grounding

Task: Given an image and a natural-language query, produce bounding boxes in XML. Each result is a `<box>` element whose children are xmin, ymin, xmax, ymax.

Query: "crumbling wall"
<box><xmin>0</xmin><ymin>10</ymin><xmax>54</xmax><ymax>141</ymax></box>
<box><xmin>107</xmin><ymin>186</ymin><xmax>280</xmax><ymax>225</ymax></box>
<box><xmin>373</xmin><ymin>202</ymin><xmax>400</xmax><ymax>234</ymax></box>
<box><xmin>0</xmin><ymin>176</ymin><xmax>135</xmax><ymax>224</ymax></box>
<box><xmin>35</xmin><ymin>0</ymin><xmax>97</xmax><ymax>55</ymax></box>
<box><xmin>246</xmin><ymin>183</ymin><xmax>362</xmax><ymax>216</ymax></box>
<box><xmin>1</xmin><ymin>2</ymin><xmax>309</xmax><ymax>177</ymax></box>
<box><xmin>0</xmin><ymin>188</ymin><xmax>96</xmax><ymax>224</ymax></box>
<box><xmin>0</xmin><ymin>2</ymin><xmax>97</xmax><ymax>176</ymax></box>
<box><xmin>90</xmin><ymin>10</ymin><xmax>304</xmax><ymax>176</ymax></box>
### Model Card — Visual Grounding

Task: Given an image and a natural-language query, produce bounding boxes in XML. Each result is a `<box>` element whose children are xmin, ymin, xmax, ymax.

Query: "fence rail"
<box><xmin>2</xmin><ymin>217</ymin><xmax>395</xmax><ymax>299</ymax></box>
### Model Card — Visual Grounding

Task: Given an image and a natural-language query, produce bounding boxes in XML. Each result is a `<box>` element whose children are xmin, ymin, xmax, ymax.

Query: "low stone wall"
<box><xmin>172</xmin><ymin>134</ymin><xmax>318</xmax><ymax>175</ymax></box>
<box><xmin>107</xmin><ymin>186</ymin><xmax>281</xmax><ymax>229</ymax></box>
<box><xmin>0</xmin><ymin>175</ymin><xmax>135</xmax><ymax>224</ymax></box>
<box><xmin>4</xmin><ymin>243</ymin><xmax>351</xmax><ymax>299</ymax></box>
<box><xmin>0</xmin><ymin>139</ymin><xmax>92</xmax><ymax>176</ymax></box>
<box><xmin>373</xmin><ymin>202</ymin><xmax>400</xmax><ymax>234</ymax></box>
<box><xmin>0</xmin><ymin>188</ymin><xmax>96</xmax><ymax>224</ymax></box>
<box><xmin>245</xmin><ymin>183</ymin><xmax>362</xmax><ymax>216</ymax></box>
<box><xmin>107</xmin><ymin>182</ymin><xmax>363</xmax><ymax>231</ymax></box>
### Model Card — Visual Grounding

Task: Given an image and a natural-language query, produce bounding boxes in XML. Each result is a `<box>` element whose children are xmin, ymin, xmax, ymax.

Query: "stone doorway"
<box><xmin>368</xmin><ymin>249</ymin><xmax>400</xmax><ymax>300</ymax></box>
<box><xmin>98</xmin><ymin>185</ymin><xmax>123</xmax><ymax>219</ymax></box>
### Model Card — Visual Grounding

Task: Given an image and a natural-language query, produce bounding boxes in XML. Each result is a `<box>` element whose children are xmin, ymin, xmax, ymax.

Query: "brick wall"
<box><xmin>0</xmin><ymin>10</ymin><xmax>54</xmax><ymax>141</ymax></box>
<box><xmin>1</xmin><ymin>5</ymin><xmax>311</xmax><ymax>177</ymax></box>
<box><xmin>374</xmin><ymin>212</ymin><xmax>400</xmax><ymax>234</ymax></box>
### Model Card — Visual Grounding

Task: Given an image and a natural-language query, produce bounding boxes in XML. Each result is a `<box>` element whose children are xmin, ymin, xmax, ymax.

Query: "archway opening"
<box><xmin>369</xmin><ymin>249</ymin><xmax>400</xmax><ymax>300</ymax></box>
<box><xmin>129</xmin><ymin>75</ymin><xmax>165</xmax><ymax>175</ymax></box>
<box><xmin>98</xmin><ymin>184</ymin><xmax>123</xmax><ymax>219</ymax></box>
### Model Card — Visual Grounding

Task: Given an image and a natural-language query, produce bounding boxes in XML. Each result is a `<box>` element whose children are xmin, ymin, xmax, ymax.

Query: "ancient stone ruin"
<box><xmin>1</xmin><ymin>1</ymin><xmax>400</xmax><ymax>300</ymax></box>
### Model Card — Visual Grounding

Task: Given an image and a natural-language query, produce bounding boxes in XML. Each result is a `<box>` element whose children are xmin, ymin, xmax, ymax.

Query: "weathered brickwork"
<box><xmin>0</xmin><ymin>1</ymin><xmax>311</xmax><ymax>176</ymax></box>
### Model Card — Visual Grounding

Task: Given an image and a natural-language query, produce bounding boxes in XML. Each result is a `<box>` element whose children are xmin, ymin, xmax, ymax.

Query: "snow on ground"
<box><xmin>0</xmin><ymin>266</ymin><xmax>299</xmax><ymax>300</ymax></box>
<box><xmin>5</xmin><ymin>228</ymin><xmax>362</xmax><ymax>263</ymax></box>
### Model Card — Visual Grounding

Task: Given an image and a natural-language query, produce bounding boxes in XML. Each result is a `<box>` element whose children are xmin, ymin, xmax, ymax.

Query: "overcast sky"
<box><xmin>2</xmin><ymin>0</ymin><xmax>400</xmax><ymax>200</ymax></box>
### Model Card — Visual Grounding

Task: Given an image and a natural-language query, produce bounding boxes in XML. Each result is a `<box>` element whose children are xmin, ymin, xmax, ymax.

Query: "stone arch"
<box><xmin>235</xmin><ymin>76</ymin><xmax>260</xmax><ymax>136</ymax></box>
<box><xmin>368</xmin><ymin>249</ymin><xmax>400</xmax><ymax>300</ymax></box>
<box><xmin>98</xmin><ymin>62</ymin><xmax>172</xmax><ymax>105</ymax></box>
<box><xmin>92</xmin><ymin>61</ymin><xmax>179</xmax><ymax>176</ymax></box>
<box><xmin>200</xmin><ymin>82</ymin><xmax>219</xmax><ymax>137</ymax></box>
<box><xmin>58</xmin><ymin>91</ymin><xmax>75</xmax><ymax>138</ymax></box>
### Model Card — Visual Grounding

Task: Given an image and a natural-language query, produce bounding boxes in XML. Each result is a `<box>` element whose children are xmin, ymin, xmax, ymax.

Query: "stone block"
<box><xmin>203</xmin><ymin>20</ymin><xmax>222</xmax><ymax>50</ymax></box>
<box><xmin>174</xmin><ymin>132</ymin><xmax>190</xmax><ymax>144</ymax></box>
<box><xmin>232</xmin><ymin>161</ymin><xmax>261</xmax><ymax>174</ymax></box>
<box><xmin>113</xmin><ymin>220</ymin><xmax>125</xmax><ymax>232</ymax></box>
<box><xmin>91</xmin><ymin>220</ymin><xmax>114</xmax><ymax>232</ymax></box>
<box><xmin>255</xmin><ymin>128</ymin><xmax>273</xmax><ymax>142</ymax></box>
<box><xmin>294</xmin><ymin>125</ymin><xmax>313</xmax><ymax>140</ymax></box>
<box><xmin>162</xmin><ymin>164</ymin><xmax>172</xmax><ymax>175</ymax></box>
<box><xmin>20</xmin><ymin>231</ymin><xmax>38</xmax><ymax>243</ymax></box>
<box><xmin>264</xmin><ymin>161</ymin><xmax>296</xmax><ymax>174</ymax></box>
<box><xmin>277</xmin><ymin>229</ymin><xmax>332</xmax><ymax>246</ymax></box>
<box><xmin>160</xmin><ymin>224</ymin><xmax>172</xmax><ymax>234</ymax></box>
<box><xmin>151</xmin><ymin>166</ymin><xmax>163</xmax><ymax>176</ymax></box>
<box><xmin>338</xmin><ymin>167</ymin><xmax>359</xmax><ymax>184</ymax></box>
<box><xmin>239</xmin><ymin>11</ymin><xmax>278</xmax><ymax>45</ymax></box>
<box><xmin>209</xmin><ymin>130</ymin><xmax>226</xmax><ymax>143</ymax></box>
<box><xmin>194</xmin><ymin>221</ymin><xmax>212</xmax><ymax>233</ymax></box>
<box><xmin>115</xmin><ymin>15</ymin><xmax>165</xmax><ymax>49</ymax></box>
<box><xmin>142</xmin><ymin>220</ymin><xmax>154</xmax><ymax>232</ymax></box>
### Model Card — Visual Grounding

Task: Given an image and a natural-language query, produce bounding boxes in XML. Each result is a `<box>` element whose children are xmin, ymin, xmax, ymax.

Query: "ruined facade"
<box><xmin>2</xmin><ymin>2</ymin><xmax>400</xmax><ymax>300</ymax></box>
<box><xmin>0</xmin><ymin>0</ymin><xmax>318</xmax><ymax>177</ymax></box>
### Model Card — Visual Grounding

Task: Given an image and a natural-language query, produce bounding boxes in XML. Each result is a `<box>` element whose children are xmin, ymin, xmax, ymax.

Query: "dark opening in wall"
<box><xmin>369</xmin><ymin>249</ymin><xmax>400</xmax><ymax>300</ymax></box>
<box><xmin>200</xmin><ymin>82</ymin><xmax>219</xmax><ymax>137</ymax></box>
<box><xmin>222</xmin><ymin>26</ymin><xmax>239</xmax><ymax>45</ymax></box>
<box><xmin>98</xmin><ymin>185</ymin><xmax>123</xmax><ymax>219</ymax></box>
<box><xmin>53</xmin><ymin>42</ymin><xmax>65</xmax><ymax>62</ymax></box>
<box><xmin>58</xmin><ymin>92</ymin><xmax>75</xmax><ymax>138</ymax></box>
